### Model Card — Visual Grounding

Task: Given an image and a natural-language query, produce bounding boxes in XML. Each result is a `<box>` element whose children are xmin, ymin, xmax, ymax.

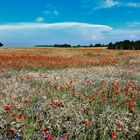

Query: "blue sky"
<box><xmin>0</xmin><ymin>0</ymin><xmax>140</xmax><ymax>46</ymax></box>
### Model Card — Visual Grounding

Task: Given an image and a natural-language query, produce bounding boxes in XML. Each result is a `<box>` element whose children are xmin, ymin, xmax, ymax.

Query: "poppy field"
<box><xmin>0</xmin><ymin>47</ymin><xmax>140</xmax><ymax>140</ymax></box>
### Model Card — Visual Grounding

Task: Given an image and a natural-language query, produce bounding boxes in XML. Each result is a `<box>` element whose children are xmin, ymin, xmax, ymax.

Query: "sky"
<box><xmin>0</xmin><ymin>0</ymin><xmax>140</xmax><ymax>46</ymax></box>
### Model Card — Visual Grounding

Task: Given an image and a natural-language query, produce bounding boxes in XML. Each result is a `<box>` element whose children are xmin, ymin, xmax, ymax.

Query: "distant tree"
<box><xmin>108</xmin><ymin>42</ymin><xmax>114</xmax><ymax>49</ymax></box>
<box><xmin>95</xmin><ymin>43</ymin><xmax>102</xmax><ymax>47</ymax></box>
<box><xmin>89</xmin><ymin>44</ymin><xmax>94</xmax><ymax>47</ymax></box>
<box><xmin>108</xmin><ymin>40</ymin><xmax>140</xmax><ymax>50</ymax></box>
<box><xmin>0</xmin><ymin>42</ymin><xmax>3</xmax><ymax>47</ymax></box>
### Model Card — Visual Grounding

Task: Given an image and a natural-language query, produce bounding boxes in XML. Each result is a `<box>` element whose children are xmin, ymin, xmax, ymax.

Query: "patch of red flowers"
<box><xmin>4</xmin><ymin>105</ymin><xmax>11</xmax><ymax>111</ymax></box>
<box><xmin>112</xmin><ymin>131</ymin><xmax>117</xmax><ymax>139</ymax></box>
<box><xmin>129</xmin><ymin>103</ymin><xmax>134</xmax><ymax>109</ymax></box>
<box><xmin>18</xmin><ymin>114</ymin><xmax>23</xmax><ymax>120</ymax></box>
<box><xmin>85</xmin><ymin>120</ymin><xmax>91</xmax><ymax>126</ymax></box>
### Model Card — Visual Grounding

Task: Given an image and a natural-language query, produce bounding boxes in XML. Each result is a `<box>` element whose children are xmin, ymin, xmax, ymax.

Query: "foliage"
<box><xmin>0</xmin><ymin>42</ymin><xmax>3</xmax><ymax>47</ymax></box>
<box><xmin>108</xmin><ymin>40</ymin><xmax>140</xmax><ymax>50</ymax></box>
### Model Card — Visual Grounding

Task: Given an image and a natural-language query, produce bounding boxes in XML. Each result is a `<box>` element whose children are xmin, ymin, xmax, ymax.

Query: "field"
<box><xmin>0</xmin><ymin>47</ymin><xmax>140</xmax><ymax>140</ymax></box>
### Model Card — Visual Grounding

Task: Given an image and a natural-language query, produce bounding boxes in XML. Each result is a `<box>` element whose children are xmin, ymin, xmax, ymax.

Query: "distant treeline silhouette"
<box><xmin>35</xmin><ymin>43</ymin><xmax>107</xmax><ymax>48</ymax></box>
<box><xmin>0</xmin><ymin>42</ymin><xmax>3</xmax><ymax>47</ymax></box>
<box><xmin>108</xmin><ymin>40</ymin><xmax>140</xmax><ymax>50</ymax></box>
<box><xmin>35</xmin><ymin>40</ymin><xmax>140</xmax><ymax>50</ymax></box>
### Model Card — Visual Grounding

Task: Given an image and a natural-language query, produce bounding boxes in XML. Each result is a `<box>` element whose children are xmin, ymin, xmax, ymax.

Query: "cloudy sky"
<box><xmin>0</xmin><ymin>0</ymin><xmax>140</xmax><ymax>46</ymax></box>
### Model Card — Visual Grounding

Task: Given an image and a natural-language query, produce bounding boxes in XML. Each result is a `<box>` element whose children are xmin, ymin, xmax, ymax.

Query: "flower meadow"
<box><xmin>0</xmin><ymin>48</ymin><xmax>140</xmax><ymax>140</ymax></box>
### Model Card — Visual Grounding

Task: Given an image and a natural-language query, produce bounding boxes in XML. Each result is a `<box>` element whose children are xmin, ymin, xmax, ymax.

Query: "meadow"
<box><xmin>0</xmin><ymin>47</ymin><xmax>140</xmax><ymax>140</ymax></box>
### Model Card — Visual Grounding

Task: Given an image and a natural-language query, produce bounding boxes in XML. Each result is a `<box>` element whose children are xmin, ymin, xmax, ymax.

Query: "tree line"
<box><xmin>35</xmin><ymin>40</ymin><xmax>140</xmax><ymax>50</ymax></box>
<box><xmin>35</xmin><ymin>43</ymin><xmax>107</xmax><ymax>48</ymax></box>
<box><xmin>1</xmin><ymin>40</ymin><xmax>140</xmax><ymax>50</ymax></box>
<box><xmin>108</xmin><ymin>40</ymin><xmax>140</xmax><ymax>50</ymax></box>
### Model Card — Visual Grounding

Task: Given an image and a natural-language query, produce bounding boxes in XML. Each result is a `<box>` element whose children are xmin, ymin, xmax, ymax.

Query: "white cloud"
<box><xmin>95</xmin><ymin>0</ymin><xmax>120</xmax><ymax>9</ymax></box>
<box><xmin>101</xmin><ymin>29</ymin><xmax>140</xmax><ymax>43</ymax></box>
<box><xmin>127</xmin><ymin>2</ymin><xmax>140</xmax><ymax>8</ymax></box>
<box><xmin>0</xmin><ymin>22</ymin><xmax>139</xmax><ymax>46</ymax></box>
<box><xmin>35</xmin><ymin>17</ymin><xmax>44</xmax><ymax>22</ymax></box>
<box><xmin>0</xmin><ymin>22</ymin><xmax>112</xmax><ymax>46</ymax></box>
<box><xmin>0</xmin><ymin>22</ymin><xmax>112</xmax><ymax>31</ymax></box>
<box><xmin>94</xmin><ymin>0</ymin><xmax>140</xmax><ymax>9</ymax></box>
<box><xmin>44</xmin><ymin>10</ymin><xmax>59</xmax><ymax>16</ymax></box>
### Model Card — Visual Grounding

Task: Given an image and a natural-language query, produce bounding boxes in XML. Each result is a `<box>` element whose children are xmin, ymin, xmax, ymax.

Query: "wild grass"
<box><xmin>0</xmin><ymin>48</ymin><xmax>140</xmax><ymax>140</ymax></box>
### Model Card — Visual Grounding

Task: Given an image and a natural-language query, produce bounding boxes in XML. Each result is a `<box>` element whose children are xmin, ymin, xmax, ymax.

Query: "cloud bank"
<box><xmin>0</xmin><ymin>22</ymin><xmax>139</xmax><ymax>46</ymax></box>
<box><xmin>95</xmin><ymin>0</ymin><xmax>140</xmax><ymax>9</ymax></box>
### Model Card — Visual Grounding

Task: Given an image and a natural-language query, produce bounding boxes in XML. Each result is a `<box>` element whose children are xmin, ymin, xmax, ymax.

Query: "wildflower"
<box><xmin>129</xmin><ymin>103</ymin><xmax>134</xmax><ymax>109</ymax></box>
<box><xmin>23</xmin><ymin>99</ymin><xmax>28</xmax><ymax>104</ymax></box>
<box><xmin>42</xmin><ymin>128</ymin><xmax>46</xmax><ymax>133</ymax></box>
<box><xmin>100</xmin><ymin>94</ymin><xmax>105</xmax><ymax>97</ymax></box>
<box><xmin>83</xmin><ymin>108</ymin><xmax>88</xmax><ymax>113</ymax></box>
<box><xmin>18</xmin><ymin>114</ymin><xmax>23</xmax><ymax>120</ymax></box>
<box><xmin>60</xmin><ymin>101</ymin><xmax>63</xmax><ymax>106</ymax></box>
<box><xmin>112</xmin><ymin>99</ymin><xmax>117</xmax><ymax>104</ymax></box>
<box><xmin>85</xmin><ymin>120</ymin><xmax>91</xmax><ymax>126</ymax></box>
<box><xmin>4</xmin><ymin>105</ymin><xmax>11</xmax><ymax>111</ymax></box>
<box><xmin>9</xmin><ymin>113</ymin><xmax>16</xmax><ymax>117</ymax></box>
<box><xmin>55</xmin><ymin>100</ymin><xmax>59</xmax><ymax>105</ymax></box>
<box><xmin>9</xmin><ymin>129</ymin><xmax>14</xmax><ymax>137</ymax></box>
<box><xmin>124</xmin><ymin>87</ymin><xmax>129</xmax><ymax>91</ymax></box>
<box><xmin>112</xmin><ymin>131</ymin><xmax>117</xmax><ymax>139</ymax></box>
<box><xmin>37</xmin><ymin>131</ymin><xmax>42</xmax><ymax>135</ymax></box>
<box><xmin>46</xmin><ymin>134</ymin><xmax>54</xmax><ymax>139</ymax></box>
<box><xmin>15</xmin><ymin>135</ymin><xmax>22</xmax><ymax>140</ymax></box>
<box><xmin>91</xmin><ymin>94</ymin><xmax>95</xmax><ymax>100</ymax></box>
<box><xmin>60</xmin><ymin>86</ymin><xmax>64</xmax><ymax>90</ymax></box>
<box><xmin>60</xmin><ymin>135</ymin><xmax>65</xmax><ymax>139</ymax></box>
<box><xmin>85</xmin><ymin>95</ymin><xmax>89</xmax><ymax>99</ymax></box>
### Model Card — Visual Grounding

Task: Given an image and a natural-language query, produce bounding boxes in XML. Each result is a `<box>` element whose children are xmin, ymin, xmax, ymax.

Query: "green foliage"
<box><xmin>108</xmin><ymin>40</ymin><xmax>140</xmax><ymax>50</ymax></box>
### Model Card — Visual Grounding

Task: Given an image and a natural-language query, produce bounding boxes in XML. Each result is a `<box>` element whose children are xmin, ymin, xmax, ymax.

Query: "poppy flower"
<box><xmin>9</xmin><ymin>129</ymin><xmax>14</xmax><ymax>137</ymax></box>
<box><xmin>46</xmin><ymin>134</ymin><xmax>54</xmax><ymax>139</ymax></box>
<box><xmin>42</xmin><ymin>128</ymin><xmax>46</xmax><ymax>133</ymax></box>
<box><xmin>112</xmin><ymin>131</ymin><xmax>117</xmax><ymax>139</ymax></box>
<box><xmin>85</xmin><ymin>95</ymin><xmax>89</xmax><ymax>99</ymax></box>
<box><xmin>60</xmin><ymin>101</ymin><xmax>63</xmax><ymax>106</ymax></box>
<box><xmin>85</xmin><ymin>120</ymin><xmax>91</xmax><ymax>126</ymax></box>
<box><xmin>55</xmin><ymin>100</ymin><xmax>59</xmax><ymax>105</ymax></box>
<box><xmin>18</xmin><ymin>114</ymin><xmax>23</xmax><ymax>120</ymax></box>
<box><xmin>112</xmin><ymin>99</ymin><xmax>117</xmax><ymax>104</ymax></box>
<box><xmin>129</xmin><ymin>103</ymin><xmax>134</xmax><ymax>109</ymax></box>
<box><xmin>4</xmin><ymin>105</ymin><xmax>11</xmax><ymax>111</ymax></box>
<box><xmin>23</xmin><ymin>99</ymin><xmax>28</xmax><ymax>104</ymax></box>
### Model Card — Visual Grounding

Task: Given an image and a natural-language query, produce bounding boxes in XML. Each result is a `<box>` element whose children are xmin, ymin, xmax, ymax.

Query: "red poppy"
<box><xmin>129</xmin><ymin>103</ymin><xmax>134</xmax><ymax>109</ymax></box>
<box><xmin>18</xmin><ymin>114</ymin><xmax>23</xmax><ymax>120</ymax></box>
<box><xmin>9</xmin><ymin>129</ymin><xmax>14</xmax><ymax>136</ymax></box>
<box><xmin>42</xmin><ymin>128</ymin><xmax>46</xmax><ymax>133</ymax></box>
<box><xmin>55</xmin><ymin>100</ymin><xmax>59</xmax><ymax>105</ymax></box>
<box><xmin>112</xmin><ymin>99</ymin><xmax>117</xmax><ymax>104</ymax></box>
<box><xmin>112</xmin><ymin>131</ymin><xmax>117</xmax><ymax>139</ymax></box>
<box><xmin>91</xmin><ymin>94</ymin><xmax>95</xmax><ymax>100</ymax></box>
<box><xmin>4</xmin><ymin>105</ymin><xmax>11</xmax><ymax>111</ymax></box>
<box><xmin>24</xmin><ymin>99</ymin><xmax>28</xmax><ymax>104</ymax></box>
<box><xmin>60</xmin><ymin>101</ymin><xmax>63</xmax><ymax>106</ymax></box>
<box><xmin>85</xmin><ymin>121</ymin><xmax>91</xmax><ymax>126</ymax></box>
<box><xmin>85</xmin><ymin>95</ymin><xmax>89</xmax><ymax>99</ymax></box>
